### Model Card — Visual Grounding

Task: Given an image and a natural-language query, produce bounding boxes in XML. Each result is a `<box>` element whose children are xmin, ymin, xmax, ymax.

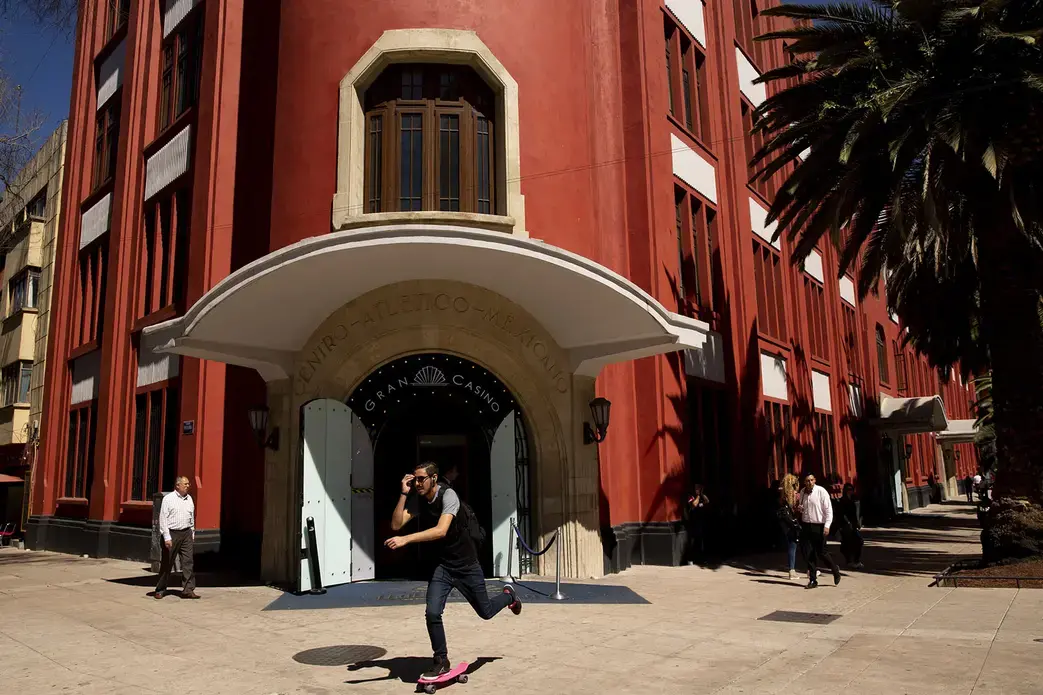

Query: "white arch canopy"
<box><xmin>143</xmin><ymin>225</ymin><xmax>712</xmax><ymax>380</ymax></box>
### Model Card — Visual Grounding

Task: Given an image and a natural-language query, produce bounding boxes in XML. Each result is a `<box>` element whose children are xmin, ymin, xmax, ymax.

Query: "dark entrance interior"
<box><xmin>347</xmin><ymin>353</ymin><xmax>521</xmax><ymax>581</ymax></box>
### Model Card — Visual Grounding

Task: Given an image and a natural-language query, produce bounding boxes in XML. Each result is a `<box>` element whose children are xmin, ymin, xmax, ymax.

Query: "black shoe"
<box><xmin>503</xmin><ymin>584</ymin><xmax>522</xmax><ymax>615</ymax></box>
<box><xmin>805</xmin><ymin>579</ymin><xmax>818</xmax><ymax>589</ymax></box>
<box><xmin>833</xmin><ymin>567</ymin><xmax>842</xmax><ymax>585</ymax></box>
<box><xmin>420</xmin><ymin>657</ymin><xmax>451</xmax><ymax>681</ymax></box>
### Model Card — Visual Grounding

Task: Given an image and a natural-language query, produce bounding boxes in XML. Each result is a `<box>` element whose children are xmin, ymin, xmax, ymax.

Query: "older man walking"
<box><xmin>154</xmin><ymin>476</ymin><xmax>199</xmax><ymax>599</ymax></box>
<box><xmin>798</xmin><ymin>473</ymin><xmax>841</xmax><ymax>589</ymax></box>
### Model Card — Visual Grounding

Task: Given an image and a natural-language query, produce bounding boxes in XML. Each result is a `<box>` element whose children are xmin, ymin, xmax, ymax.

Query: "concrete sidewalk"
<box><xmin>1</xmin><ymin>502</ymin><xmax>1040</xmax><ymax>694</ymax></box>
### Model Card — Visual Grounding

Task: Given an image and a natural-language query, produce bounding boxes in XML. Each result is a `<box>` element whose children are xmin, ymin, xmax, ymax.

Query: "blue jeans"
<box><xmin>786</xmin><ymin>539</ymin><xmax>798</xmax><ymax>571</ymax></box>
<box><xmin>425</xmin><ymin>562</ymin><xmax>512</xmax><ymax>659</ymax></box>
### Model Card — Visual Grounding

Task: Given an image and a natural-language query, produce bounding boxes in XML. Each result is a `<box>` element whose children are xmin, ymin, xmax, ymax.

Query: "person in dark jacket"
<box><xmin>777</xmin><ymin>474</ymin><xmax>801</xmax><ymax>580</ymax></box>
<box><xmin>838</xmin><ymin>483</ymin><xmax>864</xmax><ymax>569</ymax></box>
<box><xmin>682</xmin><ymin>483</ymin><xmax>710</xmax><ymax>564</ymax></box>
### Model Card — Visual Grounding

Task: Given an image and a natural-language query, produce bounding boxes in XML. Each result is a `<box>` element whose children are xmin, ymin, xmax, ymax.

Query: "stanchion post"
<box><xmin>551</xmin><ymin>527</ymin><xmax>566</xmax><ymax>601</ymax></box>
<box><xmin>305</xmin><ymin>516</ymin><xmax>327</xmax><ymax>595</ymax></box>
<box><xmin>506</xmin><ymin>518</ymin><xmax>515</xmax><ymax>581</ymax></box>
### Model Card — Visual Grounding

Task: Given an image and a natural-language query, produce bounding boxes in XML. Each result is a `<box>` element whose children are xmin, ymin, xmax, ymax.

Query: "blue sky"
<box><xmin>0</xmin><ymin>11</ymin><xmax>76</xmax><ymax>148</ymax></box>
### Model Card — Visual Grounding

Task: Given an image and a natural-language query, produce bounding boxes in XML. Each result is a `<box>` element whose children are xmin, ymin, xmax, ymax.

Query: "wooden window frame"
<box><xmin>664</xmin><ymin>11</ymin><xmax>712</xmax><ymax>146</ymax></box>
<box><xmin>752</xmin><ymin>237</ymin><xmax>787</xmax><ymax>343</ymax></box>
<box><xmin>674</xmin><ymin>184</ymin><xmax>718</xmax><ymax>321</ymax></box>
<box><xmin>814</xmin><ymin>411</ymin><xmax>838</xmax><ymax>479</ymax></box>
<box><xmin>92</xmin><ymin>94</ymin><xmax>121</xmax><ymax>191</ymax></box>
<box><xmin>158</xmin><ymin>7</ymin><xmax>205</xmax><ymax>134</ymax></box>
<box><xmin>73</xmin><ymin>239</ymin><xmax>109</xmax><ymax>351</ymax></box>
<box><xmin>129</xmin><ymin>379</ymin><xmax>181</xmax><ymax>502</ymax></box>
<box><xmin>363</xmin><ymin>64</ymin><xmax>496</xmax><ymax>215</ymax></box>
<box><xmin>105</xmin><ymin>0</ymin><xmax>130</xmax><ymax>41</ymax></box>
<box><xmin>764</xmin><ymin>398</ymin><xmax>793</xmax><ymax>482</ymax></box>
<box><xmin>741</xmin><ymin>98</ymin><xmax>772</xmax><ymax>200</ymax></box>
<box><xmin>803</xmin><ymin>275</ymin><xmax>829</xmax><ymax>364</ymax></box>
<box><xmin>894</xmin><ymin>343</ymin><xmax>909</xmax><ymax>393</ymax></box>
<box><xmin>138</xmin><ymin>188</ymin><xmax>190</xmax><ymax>321</ymax></box>
<box><xmin>63</xmin><ymin>402</ymin><xmax>98</xmax><ymax>500</ymax></box>
<box><xmin>876</xmin><ymin>324</ymin><xmax>889</xmax><ymax>385</ymax></box>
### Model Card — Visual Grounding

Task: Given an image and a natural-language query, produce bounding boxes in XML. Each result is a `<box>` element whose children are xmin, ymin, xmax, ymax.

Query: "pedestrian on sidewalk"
<box><xmin>838</xmin><ymin>483</ymin><xmax>864</xmax><ymax>569</ymax></box>
<box><xmin>154</xmin><ymin>476</ymin><xmax>199</xmax><ymax>599</ymax></box>
<box><xmin>386</xmin><ymin>462</ymin><xmax>522</xmax><ymax>682</ymax></box>
<box><xmin>777</xmin><ymin>474</ymin><xmax>801</xmax><ymax>580</ymax></box>
<box><xmin>682</xmin><ymin>483</ymin><xmax>710</xmax><ymax>564</ymax></box>
<box><xmin>797</xmin><ymin>473</ymin><xmax>841</xmax><ymax>589</ymax></box>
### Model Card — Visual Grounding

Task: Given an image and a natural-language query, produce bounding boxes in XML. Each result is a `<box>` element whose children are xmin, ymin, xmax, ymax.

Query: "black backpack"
<box><xmin>442</xmin><ymin>480</ymin><xmax>486</xmax><ymax>549</ymax></box>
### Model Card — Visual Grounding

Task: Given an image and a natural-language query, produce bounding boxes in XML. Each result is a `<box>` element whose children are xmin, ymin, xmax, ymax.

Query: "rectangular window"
<box><xmin>804</xmin><ymin>277</ymin><xmax>828</xmax><ymax>362</ymax></box>
<box><xmin>666</xmin><ymin>15</ymin><xmax>711</xmax><ymax>144</ymax></box>
<box><xmin>895</xmin><ymin>344</ymin><xmax>908</xmax><ymax>393</ymax></box>
<box><xmin>93</xmin><ymin>97</ymin><xmax>121</xmax><ymax>189</ymax></box>
<box><xmin>75</xmin><ymin>241</ymin><xmax>109</xmax><ymax>348</ymax></box>
<box><xmin>366</xmin><ymin>115</ymin><xmax>383</xmax><ymax>212</ymax></box>
<box><xmin>159</xmin><ymin>10</ymin><xmax>204</xmax><ymax>131</ymax></box>
<box><xmin>675</xmin><ymin>189</ymin><xmax>686</xmax><ymax>312</ymax></box>
<box><xmin>741</xmin><ymin>100</ymin><xmax>770</xmax><ymax>198</ymax></box>
<box><xmin>876</xmin><ymin>324</ymin><xmax>889</xmax><ymax>384</ymax></box>
<box><xmin>665</xmin><ymin>23</ymin><xmax>676</xmax><ymax>116</ymax></box>
<box><xmin>815</xmin><ymin>412</ymin><xmax>838</xmax><ymax>478</ymax></box>
<box><xmin>675</xmin><ymin>186</ymin><xmax>716</xmax><ymax>317</ymax></box>
<box><xmin>842</xmin><ymin>304</ymin><xmax>860</xmax><ymax>376</ymax></box>
<box><xmin>139</xmin><ymin>190</ymin><xmax>190</xmax><ymax>318</ymax></box>
<box><xmin>1</xmin><ymin>361</ymin><xmax>33</xmax><ymax>406</ymax></box>
<box><xmin>64</xmin><ymin>404</ymin><xmax>98</xmax><ymax>499</ymax></box>
<box><xmin>399</xmin><ymin>114</ymin><xmax>423</xmax><ymax>211</ymax></box>
<box><xmin>106</xmin><ymin>0</ymin><xmax>130</xmax><ymax>40</ymax></box>
<box><xmin>401</xmin><ymin>70</ymin><xmax>423</xmax><ymax>100</ymax></box>
<box><xmin>438</xmin><ymin>114</ymin><xmax>460</xmax><ymax>211</ymax></box>
<box><xmin>9</xmin><ymin>269</ymin><xmax>40</xmax><ymax>314</ymax></box>
<box><xmin>753</xmin><ymin>239</ymin><xmax>786</xmax><ymax>341</ymax></box>
<box><xmin>476</xmin><ymin>117</ymin><xmax>492</xmax><ymax>214</ymax></box>
<box><xmin>682</xmin><ymin>68</ymin><xmax>693</xmax><ymax>131</ymax></box>
<box><xmin>765</xmin><ymin>400</ymin><xmax>793</xmax><ymax>481</ymax></box>
<box><xmin>26</xmin><ymin>189</ymin><xmax>47</xmax><ymax>219</ymax></box>
<box><xmin>130</xmin><ymin>383</ymin><xmax>180</xmax><ymax>501</ymax></box>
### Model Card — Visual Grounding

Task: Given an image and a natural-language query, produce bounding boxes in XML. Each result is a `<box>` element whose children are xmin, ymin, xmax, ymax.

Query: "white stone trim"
<box><xmin>96</xmin><ymin>40</ymin><xmax>125</xmax><ymax>111</ymax></box>
<box><xmin>163</xmin><ymin>0</ymin><xmax>200</xmax><ymax>38</ymax></box>
<box><xmin>749</xmin><ymin>198</ymin><xmax>780</xmax><ymax>250</ymax></box>
<box><xmin>761</xmin><ymin>352</ymin><xmax>787</xmax><ymax>400</ymax></box>
<box><xmin>334</xmin><ymin>30</ymin><xmax>525</xmax><ymax>236</ymax></box>
<box><xmin>80</xmin><ymin>193</ymin><xmax>111</xmax><ymax>249</ymax></box>
<box><xmin>812</xmin><ymin>370</ymin><xmax>832</xmax><ymax>412</ymax></box>
<box><xmin>144</xmin><ymin>125</ymin><xmax>192</xmax><ymax>200</ymax></box>
<box><xmin>666</xmin><ymin>0</ymin><xmax>707</xmax><ymax>48</ymax></box>
<box><xmin>805</xmin><ymin>250</ymin><xmax>824</xmax><ymax>283</ymax></box>
<box><xmin>736</xmin><ymin>47</ymin><xmax>766</xmax><ymax>107</ymax></box>
<box><xmin>839</xmin><ymin>276</ymin><xmax>856</xmax><ymax>306</ymax></box>
<box><xmin>70</xmin><ymin>352</ymin><xmax>101</xmax><ymax>405</ymax></box>
<box><xmin>137</xmin><ymin>322</ymin><xmax>181</xmax><ymax>387</ymax></box>
<box><xmin>671</xmin><ymin>134</ymin><xmax>717</xmax><ymax>203</ymax></box>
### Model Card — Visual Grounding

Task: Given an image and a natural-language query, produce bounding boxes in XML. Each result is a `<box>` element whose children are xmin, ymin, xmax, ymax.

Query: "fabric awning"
<box><xmin>934</xmin><ymin>419</ymin><xmax>978</xmax><ymax>445</ymax></box>
<box><xmin>871</xmin><ymin>395</ymin><xmax>949</xmax><ymax>435</ymax></box>
<box><xmin>143</xmin><ymin>224</ymin><xmax>715</xmax><ymax>380</ymax></box>
<box><xmin>0</xmin><ymin>473</ymin><xmax>25</xmax><ymax>484</ymax></box>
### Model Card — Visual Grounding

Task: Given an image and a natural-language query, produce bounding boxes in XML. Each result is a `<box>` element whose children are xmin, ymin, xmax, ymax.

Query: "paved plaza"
<box><xmin>1</xmin><ymin>503</ymin><xmax>1041</xmax><ymax>695</ymax></box>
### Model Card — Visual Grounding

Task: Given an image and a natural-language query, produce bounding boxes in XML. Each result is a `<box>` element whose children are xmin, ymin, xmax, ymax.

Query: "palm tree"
<box><xmin>751</xmin><ymin>0</ymin><xmax>1043</xmax><ymax>505</ymax></box>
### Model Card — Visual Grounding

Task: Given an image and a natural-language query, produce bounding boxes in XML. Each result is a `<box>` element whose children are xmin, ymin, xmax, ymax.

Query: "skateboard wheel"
<box><xmin>458</xmin><ymin>674</ymin><xmax>469</xmax><ymax>684</ymax></box>
<box><xmin>423</xmin><ymin>685</ymin><xmax>436</xmax><ymax>695</ymax></box>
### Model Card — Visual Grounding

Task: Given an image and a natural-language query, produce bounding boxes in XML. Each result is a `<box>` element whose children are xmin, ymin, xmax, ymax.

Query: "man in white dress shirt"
<box><xmin>154</xmin><ymin>476</ymin><xmax>199</xmax><ymax>599</ymax></box>
<box><xmin>798</xmin><ymin>473</ymin><xmax>841</xmax><ymax>589</ymax></box>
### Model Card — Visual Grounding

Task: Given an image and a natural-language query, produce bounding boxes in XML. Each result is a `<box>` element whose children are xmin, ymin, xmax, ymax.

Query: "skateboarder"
<box><xmin>386</xmin><ymin>461</ymin><xmax>522</xmax><ymax>682</ymax></box>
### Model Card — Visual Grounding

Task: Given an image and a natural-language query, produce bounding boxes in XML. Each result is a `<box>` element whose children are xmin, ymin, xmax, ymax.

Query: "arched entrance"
<box><xmin>299</xmin><ymin>352</ymin><xmax>532</xmax><ymax>589</ymax></box>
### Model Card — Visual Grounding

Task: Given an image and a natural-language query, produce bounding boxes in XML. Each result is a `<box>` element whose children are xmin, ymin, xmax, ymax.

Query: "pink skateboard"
<box><xmin>416</xmin><ymin>662</ymin><xmax>469</xmax><ymax>693</ymax></box>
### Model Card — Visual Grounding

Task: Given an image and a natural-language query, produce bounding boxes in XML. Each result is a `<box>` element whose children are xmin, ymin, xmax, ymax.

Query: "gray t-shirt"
<box><xmin>408</xmin><ymin>485</ymin><xmax>460</xmax><ymax>517</ymax></box>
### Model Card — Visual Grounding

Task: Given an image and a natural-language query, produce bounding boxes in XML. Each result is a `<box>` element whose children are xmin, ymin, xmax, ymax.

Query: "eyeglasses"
<box><xmin>413</xmin><ymin>476</ymin><xmax>431</xmax><ymax>485</ymax></box>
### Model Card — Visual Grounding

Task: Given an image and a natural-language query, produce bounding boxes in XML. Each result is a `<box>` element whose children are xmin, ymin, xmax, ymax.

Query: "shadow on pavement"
<box><xmin>106</xmin><ymin>569</ymin><xmax>263</xmax><ymax>590</ymax></box>
<box><xmin>345</xmin><ymin>655</ymin><xmax>500</xmax><ymax>684</ymax></box>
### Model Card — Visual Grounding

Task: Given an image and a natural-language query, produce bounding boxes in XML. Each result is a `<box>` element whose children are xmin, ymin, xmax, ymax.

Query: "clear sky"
<box><xmin>0</xmin><ymin>10</ymin><xmax>76</xmax><ymax>149</ymax></box>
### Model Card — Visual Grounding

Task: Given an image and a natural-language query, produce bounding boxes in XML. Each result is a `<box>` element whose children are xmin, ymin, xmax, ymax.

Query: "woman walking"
<box><xmin>777</xmin><ymin>474</ymin><xmax>801</xmax><ymax>580</ymax></box>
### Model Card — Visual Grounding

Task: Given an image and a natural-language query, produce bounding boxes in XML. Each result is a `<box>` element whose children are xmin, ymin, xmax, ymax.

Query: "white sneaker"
<box><xmin>788</xmin><ymin>570</ymin><xmax>794</xmax><ymax>580</ymax></box>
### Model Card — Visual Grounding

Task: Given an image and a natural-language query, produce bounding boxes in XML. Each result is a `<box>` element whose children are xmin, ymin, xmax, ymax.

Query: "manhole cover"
<box><xmin>292</xmin><ymin>645</ymin><xmax>387</xmax><ymax>666</ymax></box>
<box><xmin>758</xmin><ymin>610</ymin><xmax>841</xmax><ymax>625</ymax></box>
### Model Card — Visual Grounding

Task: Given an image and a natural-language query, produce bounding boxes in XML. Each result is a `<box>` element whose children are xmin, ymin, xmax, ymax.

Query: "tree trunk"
<box><xmin>976</xmin><ymin>220</ymin><xmax>1043</xmax><ymax>504</ymax></box>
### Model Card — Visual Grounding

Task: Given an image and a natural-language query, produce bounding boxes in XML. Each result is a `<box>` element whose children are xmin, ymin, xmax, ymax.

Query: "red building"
<box><xmin>29</xmin><ymin>0</ymin><xmax>978</xmax><ymax>584</ymax></box>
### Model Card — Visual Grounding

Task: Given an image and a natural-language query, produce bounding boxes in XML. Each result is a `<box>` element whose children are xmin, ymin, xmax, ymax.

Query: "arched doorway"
<box><xmin>297</xmin><ymin>352</ymin><xmax>531</xmax><ymax>586</ymax></box>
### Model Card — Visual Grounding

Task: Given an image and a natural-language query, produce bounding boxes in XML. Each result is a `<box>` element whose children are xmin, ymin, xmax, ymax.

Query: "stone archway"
<box><xmin>260</xmin><ymin>279</ymin><xmax>604</xmax><ymax>586</ymax></box>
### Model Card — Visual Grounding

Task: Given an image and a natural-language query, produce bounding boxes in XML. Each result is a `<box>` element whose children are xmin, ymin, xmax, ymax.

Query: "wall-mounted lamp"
<box><xmin>954</xmin><ymin>450</ymin><xmax>961</xmax><ymax>461</ymax></box>
<box><xmin>248</xmin><ymin>406</ymin><xmax>280</xmax><ymax>451</ymax></box>
<box><xmin>904</xmin><ymin>443</ymin><xmax>915</xmax><ymax>460</ymax></box>
<box><xmin>583</xmin><ymin>397</ymin><xmax>612</xmax><ymax>445</ymax></box>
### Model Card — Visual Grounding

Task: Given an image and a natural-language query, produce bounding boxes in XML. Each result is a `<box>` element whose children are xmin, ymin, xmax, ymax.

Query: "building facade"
<box><xmin>0</xmin><ymin>122</ymin><xmax>68</xmax><ymax>533</ymax></box>
<box><xmin>29</xmin><ymin>0</ymin><xmax>978</xmax><ymax>583</ymax></box>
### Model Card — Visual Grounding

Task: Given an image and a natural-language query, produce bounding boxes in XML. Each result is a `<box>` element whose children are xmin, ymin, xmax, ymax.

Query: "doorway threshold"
<box><xmin>262</xmin><ymin>579</ymin><xmax>649</xmax><ymax>610</ymax></box>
